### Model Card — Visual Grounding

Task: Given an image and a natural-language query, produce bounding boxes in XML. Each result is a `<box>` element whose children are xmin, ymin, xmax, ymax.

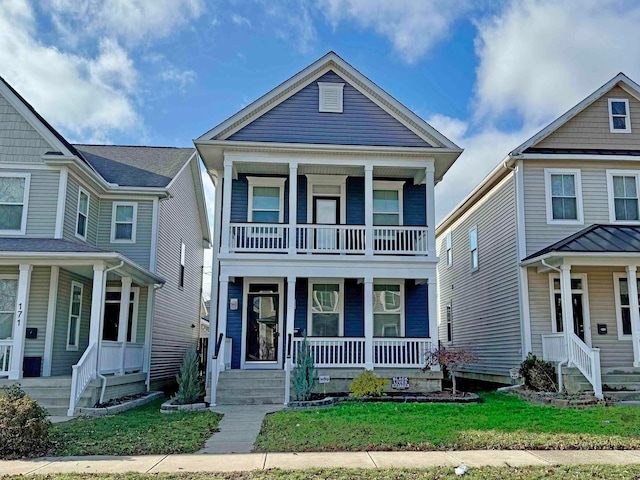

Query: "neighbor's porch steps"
<box><xmin>564</xmin><ymin>366</ymin><xmax>640</xmax><ymax>401</ymax></box>
<box><xmin>216</xmin><ymin>370</ymin><xmax>285</xmax><ymax>405</ymax></box>
<box><xmin>0</xmin><ymin>377</ymin><xmax>99</xmax><ymax>416</ymax></box>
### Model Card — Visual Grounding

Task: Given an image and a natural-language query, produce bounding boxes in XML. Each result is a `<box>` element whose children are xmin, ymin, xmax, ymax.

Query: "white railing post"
<box><xmin>9</xmin><ymin>264</ymin><xmax>32</xmax><ymax>380</ymax></box>
<box><xmin>220</xmin><ymin>159</ymin><xmax>233</xmax><ymax>254</ymax></box>
<box><xmin>365</xmin><ymin>165</ymin><xmax>374</xmax><ymax>256</ymax></box>
<box><xmin>118</xmin><ymin>277</ymin><xmax>132</xmax><ymax>375</ymax></box>
<box><xmin>364</xmin><ymin>277</ymin><xmax>374</xmax><ymax>370</ymax></box>
<box><xmin>626</xmin><ymin>266</ymin><xmax>640</xmax><ymax>367</ymax></box>
<box><xmin>288</xmin><ymin>164</ymin><xmax>298</xmax><ymax>256</ymax></box>
<box><xmin>425</xmin><ymin>163</ymin><xmax>435</xmax><ymax>257</ymax></box>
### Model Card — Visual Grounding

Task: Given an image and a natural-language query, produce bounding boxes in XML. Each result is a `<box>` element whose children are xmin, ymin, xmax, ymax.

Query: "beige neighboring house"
<box><xmin>437</xmin><ymin>73</ymin><xmax>640</xmax><ymax>400</ymax></box>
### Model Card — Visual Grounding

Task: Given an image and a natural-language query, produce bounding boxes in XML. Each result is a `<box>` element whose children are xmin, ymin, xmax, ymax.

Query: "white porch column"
<box><xmin>42</xmin><ymin>266</ymin><xmax>59</xmax><ymax>377</ymax></box>
<box><xmin>428</xmin><ymin>277</ymin><xmax>439</xmax><ymax>371</ymax></box>
<box><xmin>364</xmin><ymin>166</ymin><xmax>374</xmax><ymax>256</ymax></box>
<box><xmin>288</xmin><ymin>164</ymin><xmax>298</xmax><ymax>255</ymax></box>
<box><xmin>9</xmin><ymin>264</ymin><xmax>32</xmax><ymax>379</ymax></box>
<box><xmin>626</xmin><ymin>266</ymin><xmax>640</xmax><ymax>367</ymax></box>
<box><xmin>559</xmin><ymin>265</ymin><xmax>574</xmax><ymax>361</ymax></box>
<box><xmin>284</xmin><ymin>276</ymin><xmax>296</xmax><ymax>404</ymax></box>
<box><xmin>117</xmin><ymin>276</ymin><xmax>133</xmax><ymax>375</ymax></box>
<box><xmin>217</xmin><ymin>275</ymin><xmax>230</xmax><ymax>371</ymax></box>
<box><xmin>364</xmin><ymin>277</ymin><xmax>374</xmax><ymax>369</ymax></box>
<box><xmin>90</xmin><ymin>264</ymin><xmax>107</xmax><ymax>374</ymax></box>
<box><xmin>220</xmin><ymin>159</ymin><xmax>233</xmax><ymax>254</ymax></box>
<box><xmin>425</xmin><ymin>164</ymin><xmax>436</xmax><ymax>257</ymax></box>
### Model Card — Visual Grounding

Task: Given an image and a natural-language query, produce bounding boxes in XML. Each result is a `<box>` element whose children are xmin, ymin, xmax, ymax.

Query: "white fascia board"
<box><xmin>511</xmin><ymin>73</ymin><xmax>640</xmax><ymax>155</ymax></box>
<box><xmin>520</xmin><ymin>153</ymin><xmax>640</xmax><ymax>161</ymax></box>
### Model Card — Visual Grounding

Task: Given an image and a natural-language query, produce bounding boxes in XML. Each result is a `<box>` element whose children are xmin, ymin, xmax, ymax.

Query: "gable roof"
<box><xmin>197</xmin><ymin>51</ymin><xmax>460</xmax><ymax>151</ymax></box>
<box><xmin>511</xmin><ymin>73</ymin><xmax>640</xmax><ymax>156</ymax></box>
<box><xmin>74</xmin><ymin>144</ymin><xmax>194</xmax><ymax>188</ymax></box>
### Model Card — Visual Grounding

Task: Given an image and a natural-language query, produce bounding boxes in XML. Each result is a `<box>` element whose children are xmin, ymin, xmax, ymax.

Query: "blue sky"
<box><xmin>3</xmin><ymin>0</ymin><xmax>640</xmax><ymax>295</ymax></box>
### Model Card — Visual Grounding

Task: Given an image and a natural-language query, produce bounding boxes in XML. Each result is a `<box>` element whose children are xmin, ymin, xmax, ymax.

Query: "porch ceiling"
<box><xmin>232</xmin><ymin>161</ymin><xmax>425</xmax><ymax>180</ymax></box>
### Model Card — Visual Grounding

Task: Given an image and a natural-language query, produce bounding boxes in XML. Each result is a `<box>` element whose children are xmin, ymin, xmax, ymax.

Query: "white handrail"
<box><xmin>542</xmin><ymin>333</ymin><xmax>567</xmax><ymax>362</ymax></box>
<box><xmin>567</xmin><ymin>333</ymin><xmax>602</xmax><ymax>399</ymax></box>
<box><xmin>374</xmin><ymin>226</ymin><xmax>428</xmax><ymax>254</ymax></box>
<box><xmin>68</xmin><ymin>342</ymin><xmax>97</xmax><ymax>416</ymax></box>
<box><xmin>374</xmin><ymin>338</ymin><xmax>432</xmax><ymax>367</ymax></box>
<box><xmin>0</xmin><ymin>340</ymin><xmax>11</xmax><ymax>377</ymax></box>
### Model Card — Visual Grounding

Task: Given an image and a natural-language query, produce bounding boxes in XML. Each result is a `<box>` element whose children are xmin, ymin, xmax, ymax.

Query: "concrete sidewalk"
<box><xmin>3</xmin><ymin>450</ymin><xmax>640</xmax><ymax>474</ymax></box>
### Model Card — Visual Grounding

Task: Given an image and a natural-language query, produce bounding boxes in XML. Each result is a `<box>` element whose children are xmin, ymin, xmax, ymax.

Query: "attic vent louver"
<box><xmin>318</xmin><ymin>82</ymin><xmax>344</xmax><ymax>113</ymax></box>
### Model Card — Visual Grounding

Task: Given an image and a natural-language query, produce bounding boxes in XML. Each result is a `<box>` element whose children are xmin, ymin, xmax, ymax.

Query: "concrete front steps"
<box><xmin>216</xmin><ymin>370</ymin><xmax>286</xmax><ymax>405</ymax></box>
<box><xmin>563</xmin><ymin>366</ymin><xmax>640</xmax><ymax>401</ymax></box>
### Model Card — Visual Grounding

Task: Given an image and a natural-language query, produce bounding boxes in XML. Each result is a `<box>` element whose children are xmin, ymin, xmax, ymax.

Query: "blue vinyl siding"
<box><xmin>227</xmin><ymin>279</ymin><xmax>243</xmax><ymax>369</ymax></box>
<box><xmin>346</xmin><ymin>177</ymin><xmax>365</xmax><ymax>225</ymax></box>
<box><xmin>297</xmin><ymin>176</ymin><xmax>307</xmax><ymax>224</ymax></box>
<box><xmin>294</xmin><ymin>278</ymin><xmax>308</xmax><ymax>335</ymax></box>
<box><xmin>344</xmin><ymin>279</ymin><xmax>364</xmax><ymax>336</ymax></box>
<box><xmin>403</xmin><ymin>183</ymin><xmax>426</xmax><ymax>226</ymax></box>
<box><xmin>231</xmin><ymin>174</ymin><xmax>289</xmax><ymax>223</ymax></box>
<box><xmin>227</xmin><ymin>71</ymin><xmax>431</xmax><ymax>147</ymax></box>
<box><xmin>405</xmin><ymin>280</ymin><xmax>429</xmax><ymax>337</ymax></box>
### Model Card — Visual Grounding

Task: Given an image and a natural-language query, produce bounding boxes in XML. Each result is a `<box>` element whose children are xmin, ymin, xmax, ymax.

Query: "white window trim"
<box><xmin>318</xmin><ymin>82</ymin><xmax>344</xmax><ymax>113</ymax></box>
<box><xmin>179</xmin><ymin>241</ymin><xmax>186</xmax><ymax>289</ymax></box>
<box><xmin>445</xmin><ymin>230</ymin><xmax>452</xmax><ymax>267</ymax></box>
<box><xmin>606</xmin><ymin>170</ymin><xmax>640</xmax><ymax>224</ymax></box>
<box><xmin>446</xmin><ymin>301</ymin><xmax>452</xmax><ymax>343</ymax></box>
<box><xmin>0</xmin><ymin>275</ymin><xmax>19</xmax><ymax>341</ymax></box>
<box><xmin>544</xmin><ymin>168</ymin><xmax>584</xmax><ymax>225</ymax></box>
<box><xmin>307</xmin><ymin>278</ymin><xmax>345</xmax><ymax>337</ymax></box>
<box><xmin>469</xmin><ymin>226</ymin><xmax>478</xmax><ymax>272</ymax></box>
<box><xmin>306</xmin><ymin>174</ymin><xmax>347</xmax><ymax>224</ymax></box>
<box><xmin>247</xmin><ymin>176</ymin><xmax>286</xmax><ymax>223</ymax></box>
<box><xmin>66</xmin><ymin>281</ymin><xmax>83</xmax><ymax>351</ymax></box>
<box><xmin>373</xmin><ymin>180</ymin><xmax>405</xmax><ymax>226</ymax></box>
<box><xmin>75</xmin><ymin>187</ymin><xmax>90</xmax><ymax>241</ymax></box>
<box><xmin>609</xmin><ymin>98</ymin><xmax>631</xmax><ymax>133</ymax></box>
<box><xmin>373</xmin><ymin>279</ymin><xmax>405</xmax><ymax>337</ymax></box>
<box><xmin>613</xmin><ymin>272</ymin><xmax>635</xmax><ymax>341</ymax></box>
<box><xmin>105</xmin><ymin>286</ymin><xmax>140</xmax><ymax>343</ymax></box>
<box><xmin>110</xmin><ymin>202</ymin><xmax>138</xmax><ymax>243</ymax></box>
<box><xmin>548</xmin><ymin>273</ymin><xmax>592</xmax><ymax>346</ymax></box>
<box><xmin>0</xmin><ymin>172</ymin><xmax>30</xmax><ymax>236</ymax></box>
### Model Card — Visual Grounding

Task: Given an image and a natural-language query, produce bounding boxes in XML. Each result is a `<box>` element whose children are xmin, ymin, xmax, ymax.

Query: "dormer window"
<box><xmin>318</xmin><ymin>82</ymin><xmax>344</xmax><ymax>113</ymax></box>
<box><xmin>609</xmin><ymin>98</ymin><xmax>631</xmax><ymax>133</ymax></box>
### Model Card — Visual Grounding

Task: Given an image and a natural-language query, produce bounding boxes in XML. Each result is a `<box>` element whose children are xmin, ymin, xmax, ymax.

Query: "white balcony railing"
<box><xmin>541</xmin><ymin>333</ymin><xmax>567</xmax><ymax>362</ymax></box>
<box><xmin>68</xmin><ymin>341</ymin><xmax>97</xmax><ymax>416</ymax></box>
<box><xmin>100</xmin><ymin>341</ymin><xmax>145</xmax><ymax>374</ymax></box>
<box><xmin>374</xmin><ymin>338</ymin><xmax>432</xmax><ymax>367</ymax></box>
<box><xmin>228</xmin><ymin>223</ymin><xmax>429</xmax><ymax>255</ymax></box>
<box><xmin>0</xmin><ymin>340</ymin><xmax>11</xmax><ymax>377</ymax></box>
<box><xmin>292</xmin><ymin>337</ymin><xmax>365</xmax><ymax>367</ymax></box>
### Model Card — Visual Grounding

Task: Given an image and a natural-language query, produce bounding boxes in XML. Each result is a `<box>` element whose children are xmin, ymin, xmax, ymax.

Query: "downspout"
<box><xmin>541</xmin><ymin>258</ymin><xmax>566</xmax><ymax>393</ymax></box>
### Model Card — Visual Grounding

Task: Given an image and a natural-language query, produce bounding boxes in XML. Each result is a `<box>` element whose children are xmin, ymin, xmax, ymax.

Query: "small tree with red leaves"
<box><xmin>424</xmin><ymin>345</ymin><xmax>477</xmax><ymax>396</ymax></box>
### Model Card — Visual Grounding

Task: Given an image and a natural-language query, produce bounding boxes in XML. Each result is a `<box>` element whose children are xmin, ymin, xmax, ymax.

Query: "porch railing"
<box><xmin>541</xmin><ymin>333</ymin><xmax>567</xmax><ymax>362</ymax></box>
<box><xmin>567</xmin><ymin>333</ymin><xmax>603</xmax><ymax>400</ymax></box>
<box><xmin>68</xmin><ymin>341</ymin><xmax>97</xmax><ymax>416</ymax></box>
<box><xmin>100</xmin><ymin>341</ymin><xmax>144</xmax><ymax>374</ymax></box>
<box><xmin>292</xmin><ymin>337</ymin><xmax>366</xmax><ymax>367</ymax></box>
<box><xmin>230</xmin><ymin>223</ymin><xmax>289</xmax><ymax>252</ymax></box>
<box><xmin>0</xmin><ymin>340</ymin><xmax>11</xmax><ymax>377</ymax></box>
<box><xmin>374</xmin><ymin>226</ymin><xmax>428</xmax><ymax>254</ymax></box>
<box><xmin>297</xmin><ymin>225</ymin><xmax>366</xmax><ymax>254</ymax></box>
<box><xmin>373</xmin><ymin>338</ymin><xmax>432</xmax><ymax>367</ymax></box>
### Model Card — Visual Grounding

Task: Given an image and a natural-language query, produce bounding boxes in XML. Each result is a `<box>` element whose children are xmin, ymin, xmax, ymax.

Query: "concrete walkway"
<box><xmin>198</xmin><ymin>404</ymin><xmax>284</xmax><ymax>454</ymax></box>
<box><xmin>3</xmin><ymin>450</ymin><xmax>640</xmax><ymax>474</ymax></box>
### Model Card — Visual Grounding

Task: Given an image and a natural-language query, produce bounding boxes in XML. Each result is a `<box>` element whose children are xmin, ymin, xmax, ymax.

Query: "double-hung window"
<box><xmin>372</xmin><ymin>181</ymin><xmax>404</xmax><ymax>226</ymax></box>
<box><xmin>76</xmin><ymin>188</ymin><xmax>90</xmax><ymax>240</ymax></box>
<box><xmin>373</xmin><ymin>283</ymin><xmax>403</xmax><ymax>337</ymax></box>
<box><xmin>0</xmin><ymin>173</ymin><xmax>30</xmax><ymax>235</ymax></box>
<box><xmin>469</xmin><ymin>227</ymin><xmax>478</xmax><ymax>271</ymax></box>
<box><xmin>445</xmin><ymin>230</ymin><xmax>452</xmax><ymax>267</ymax></box>
<box><xmin>66</xmin><ymin>282</ymin><xmax>83</xmax><ymax>350</ymax></box>
<box><xmin>544</xmin><ymin>169</ymin><xmax>583</xmax><ymax>224</ymax></box>
<box><xmin>614</xmin><ymin>273</ymin><xmax>640</xmax><ymax>340</ymax></box>
<box><xmin>607</xmin><ymin>171</ymin><xmax>640</xmax><ymax>223</ymax></box>
<box><xmin>309</xmin><ymin>281</ymin><xmax>342</xmax><ymax>336</ymax></box>
<box><xmin>609</xmin><ymin>98</ymin><xmax>631</xmax><ymax>133</ymax></box>
<box><xmin>111</xmin><ymin>202</ymin><xmax>137</xmax><ymax>243</ymax></box>
<box><xmin>247</xmin><ymin>177</ymin><xmax>285</xmax><ymax>223</ymax></box>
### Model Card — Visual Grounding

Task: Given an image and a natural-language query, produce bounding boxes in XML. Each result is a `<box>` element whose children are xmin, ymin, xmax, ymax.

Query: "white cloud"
<box><xmin>160</xmin><ymin>67</ymin><xmax>197</xmax><ymax>92</ymax></box>
<box><xmin>319</xmin><ymin>0</ymin><xmax>469</xmax><ymax>63</ymax></box>
<box><xmin>474</xmin><ymin>0</ymin><xmax>640</xmax><ymax>125</ymax></box>
<box><xmin>231</xmin><ymin>13</ymin><xmax>252</xmax><ymax>28</ymax></box>
<box><xmin>46</xmin><ymin>0</ymin><xmax>205</xmax><ymax>44</ymax></box>
<box><xmin>0</xmin><ymin>0</ymin><xmax>140</xmax><ymax>142</ymax></box>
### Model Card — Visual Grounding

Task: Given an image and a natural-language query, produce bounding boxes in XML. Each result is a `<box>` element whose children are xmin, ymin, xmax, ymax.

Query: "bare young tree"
<box><xmin>425</xmin><ymin>345</ymin><xmax>477</xmax><ymax>396</ymax></box>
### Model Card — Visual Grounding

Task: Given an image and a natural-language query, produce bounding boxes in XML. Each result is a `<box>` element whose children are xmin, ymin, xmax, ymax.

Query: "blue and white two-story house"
<box><xmin>197</xmin><ymin>53</ymin><xmax>462</xmax><ymax>405</ymax></box>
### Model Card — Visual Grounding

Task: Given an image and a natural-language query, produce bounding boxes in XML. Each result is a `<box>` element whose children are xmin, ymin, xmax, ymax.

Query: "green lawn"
<box><xmin>7</xmin><ymin>466</ymin><xmax>640</xmax><ymax>480</ymax></box>
<box><xmin>254</xmin><ymin>392</ymin><xmax>640</xmax><ymax>452</ymax></box>
<box><xmin>50</xmin><ymin>399</ymin><xmax>222</xmax><ymax>456</ymax></box>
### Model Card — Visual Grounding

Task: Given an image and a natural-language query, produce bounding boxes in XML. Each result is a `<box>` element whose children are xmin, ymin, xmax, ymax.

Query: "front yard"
<box><xmin>254</xmin><ymin>392</ymin><xmax>640</xmax><ymax>452</ymax></box>
<box><xmin>50</xmin><ymin>399</ymin><xmax>222</xmax><ymax>456</ymax></box>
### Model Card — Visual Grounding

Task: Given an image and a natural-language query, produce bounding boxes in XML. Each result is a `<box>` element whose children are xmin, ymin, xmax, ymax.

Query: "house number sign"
<box><xmin>16</xmin><ymin>303</ymin><xmax>23</xmax><ymax>326</ymax></box>
<box><xmin>391</xmin><ymin>377</ymin><xmax>409</xmax><ymax>390</ymax></box>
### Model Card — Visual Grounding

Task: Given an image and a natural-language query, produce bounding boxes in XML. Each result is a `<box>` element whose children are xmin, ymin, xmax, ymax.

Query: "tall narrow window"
<box><xmin>446</xmin><ymin>302</ymin><xmax>452</xmax><ymax>342</ymax></box>
<box><xmin>609</xmin><ymin>98</ymin><xmax>631</xmax><ymax>133</ymax></box>
<box><xmin>0</xmin><ymin>173</ymin><xmax>30</xmax><ymax>234</ymax></box>
<box><xmin>469</xmin><ymin>227</ymin><xmax>478</xmax><ymax>271</ymax></box>
<box><xmin>76</xmin><ymin>188</ymin><xmax>89</xmax><ymax>240</ymax></box>
<box><xmin>614</xmin><ymin>274</ymin><xmax>640</xmax><ymax>340</ymax></box>
<box><xmin>111</xmin><ymin>202</ymin><xmax>137</xmax><ymax>242</ymax></box>
<box><xmin>545</xmin><ymin>169</ymin><xmax>583</xmax><ymax>224</ymax></box>
<box><xmin>373</xmin><ymin>283</ymin><xmax>403</xmax><ymax>337</ymax></box>
<box><xmin>309</xmin><ymin>282</ymin><xmax>342</xmax><ymax>336</ymax></box>
<box><xmin>445</xmin><ymin>231</ymin><xmax>452</xmax><ymax>267</ymax></box>
<box><xmin>179</xmin><ymin>241</ymin><xmax>186</xmax><ymax>289</ymax></box>
<box><xmin>0</xmin><ymin>278</ymin><xmax>18</xmax><ymax>340</ymax></box>
<box><xmin>67</xmin><ymin>282</ymin><xmax>83</xmax><ymax>350</ymax></box>
<box><xmin>608</xmin><ymin>172</ymin><xmax>640</xmax><ymax>222</ymax></box>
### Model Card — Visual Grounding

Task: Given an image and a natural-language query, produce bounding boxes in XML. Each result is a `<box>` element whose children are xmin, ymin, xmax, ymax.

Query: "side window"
<box><xmin>111</xmin><ymin>202</ymin><xmax>137</xmax><ymax>243</ymax></box>
<box><xmin>469</xmin><ymin>227</ymin><xmax>478</xmax><ymax>271</ymax></box>
<box><xmin>67</xmin><ymin>282</ymin><xmax>83</xmax><ymax>350</ymax></box>
<box><xmin>445</xmin><ymin>230</ymin><xmax>452</xmax><ymax>267</ymax></box>
<box><xmin>446</xmin><ymin>302</ymin><xmax>452</xmax><ymax>342</ymax></box>
<box><xmin>76</xmin><ymin>188</ymin><xmax>90</xmax><ymax>240</ymax></box>
<box><xmin>179</xmin><ymin>241</ymin><xmax>186</xmax><ymax>289</ymax></box>
<box><xmin>0</xmin><ymin>173</ymin><xmax>30</xmax><ymax>235</ymax></box>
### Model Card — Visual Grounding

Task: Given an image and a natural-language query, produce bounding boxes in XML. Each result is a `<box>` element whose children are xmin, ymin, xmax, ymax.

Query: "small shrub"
<box><xmin>520</xmin><ymin>353</ymin><xmax>557</xmax><ymax>392</ymax></box>
<box><xmin>349</xmin><ymin>370</ymin><xmax>389</xmax><ymax>397</ymax></box>
<box><xmin>424</xmin><ymin>345</ymin><xmax>477</xmax><ymax>395</ymax></box>
<box><xmin>292</xmin><ymin>335</ymin><xmax>317</xmax><ymax>401</ymax></box>
<box><xmin>174</xmin><ymin>344</ymin><xmax>204</xmax><ymax>405</ymax></box>
<box><xmin>0</xmin><ymin>385</ymin><xmax>51</xmax><ymax>459</ymax></box>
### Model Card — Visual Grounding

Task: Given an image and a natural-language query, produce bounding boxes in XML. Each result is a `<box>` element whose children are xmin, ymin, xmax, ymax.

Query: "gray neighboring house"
<box><xmin>436</xmin><ymin>73</ymin><xmax>640</xmax><ymax>400</ymax></box>
<box><xmin>0</xmin><ymin>77</ymin><xmax>210</xmax><ymax>415</ymax></box>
